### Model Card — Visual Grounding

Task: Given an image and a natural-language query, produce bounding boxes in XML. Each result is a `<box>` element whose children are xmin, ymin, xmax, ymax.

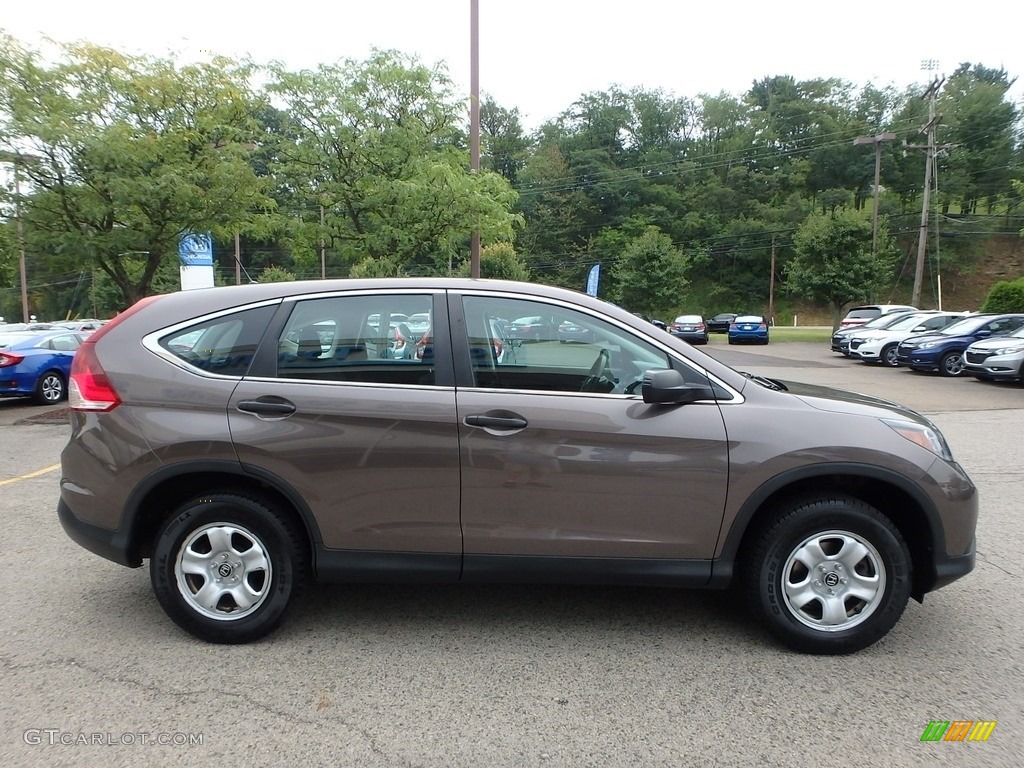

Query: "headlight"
<box><xmin>881</xmin><ymin>418</ymin><xmax>953</xmax><ymax>461</ymax></box>
<box><xmin>857</xmin><ymin>334</ymin><xmax>881</xmax><ymax>342</ymax></box>
<box><xmin>917</xmin><ymin>340</ymin><xmax>940</xmax><ymax>349</ymax></box>
<box><xmin>991</xmin><ymin>344</ymin><xmax>1024</xmax><ymax>355</ymax></box>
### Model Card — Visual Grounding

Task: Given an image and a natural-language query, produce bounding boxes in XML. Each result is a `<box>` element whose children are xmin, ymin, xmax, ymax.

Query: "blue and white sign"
<box><xmin>179</xmin><ymin>232</ymin><xmax>215</xmax><ymax>290</ymax></box>
<box><xmin>585</xmin><ymin>263</ymin><xmax>600</xmax><ymax>297</ymax></box>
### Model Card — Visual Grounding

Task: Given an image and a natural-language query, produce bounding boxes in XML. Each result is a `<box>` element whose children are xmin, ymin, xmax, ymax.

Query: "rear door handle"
<box><xmin>237</xmin><ymin>398</ymin><xmax>297</xmax><ymax>417</ymax></box>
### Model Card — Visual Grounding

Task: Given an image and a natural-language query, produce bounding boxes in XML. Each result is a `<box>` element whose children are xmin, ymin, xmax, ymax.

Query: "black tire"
<box><xmin>880</xmin><ymin>344</ymin><xmax>899</xmax><ymax>367</ymax></box>
<box><xmin>150</xmin><ymin>493</ymin><xmax>307</xmax><ymax>644</ymax></box>
<box><xmin>744</xmin><ymin>495</ymin><xmax>911</xmax><ymax>655</ymax></box>
<box><xmin>938</xmin><ymin>350</ymin><xmax>965</xmax><ymax>377</ymax></box>
<box><xmin>33</xmin><ymin>370</ymin><xmax>66</xmax><ymax>404</ymax></box>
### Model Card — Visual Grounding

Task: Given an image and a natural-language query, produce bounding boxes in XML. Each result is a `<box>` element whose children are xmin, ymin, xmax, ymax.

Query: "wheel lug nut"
<box><xmin>828</xmin><ymin>589</ymin><xmax>835</xmax><ymax>595</ymax></box>
<box><xmin>818</xmin><ymin>565</ymin><xmax>826</xmax><ymax>572</ymax></box>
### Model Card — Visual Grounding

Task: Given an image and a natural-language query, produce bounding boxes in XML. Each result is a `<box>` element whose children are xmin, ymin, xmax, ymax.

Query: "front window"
<box><xmin>461</xmin><ymin>296</ymin><xmax>712</xmax><ymax>395</ymax></box>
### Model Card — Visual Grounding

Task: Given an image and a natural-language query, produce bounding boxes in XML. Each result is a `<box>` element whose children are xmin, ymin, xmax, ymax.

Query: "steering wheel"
<box><xmin>580</xmin><ymin>349</ymin><xmax>614</xmax><ymax>392</ymax></box>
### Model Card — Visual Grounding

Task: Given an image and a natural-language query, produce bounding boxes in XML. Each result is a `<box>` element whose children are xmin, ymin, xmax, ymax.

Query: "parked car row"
<box><xmin>830</xmin><ymin>308</ymin><xmax>1024</xmax><ymax>382</ymax></box>
<box><xmin>0</xmin><ymin>319</ymin><xmax>110</xmax><ymax>405</ymax></box>
<box><xmin>668</xmin><ymin>313</ymin><xmax>770</xmax><ymax>346</ymax></box>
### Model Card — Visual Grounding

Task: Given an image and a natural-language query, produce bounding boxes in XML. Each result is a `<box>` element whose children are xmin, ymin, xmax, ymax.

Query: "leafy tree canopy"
<box><xmin>0</xmin><ymin>33</ymin><xmax>274</xmax><ymax>307</ymax></box>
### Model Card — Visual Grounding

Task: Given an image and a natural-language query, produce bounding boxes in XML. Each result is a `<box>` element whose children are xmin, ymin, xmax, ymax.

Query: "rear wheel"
<box><xmin>744</xmin><ymin>495</ymin><xmax>910</xmax><ymax>654</ymax></box>
<box><xmin>33</xmin><ymin>370</ymin><xmax>66</xmax><ymax>404</ymax></box>
<box><xmin>150</xmin><ymin>493</ymin><xmax>307</xmax><ymax>644</ymax></box>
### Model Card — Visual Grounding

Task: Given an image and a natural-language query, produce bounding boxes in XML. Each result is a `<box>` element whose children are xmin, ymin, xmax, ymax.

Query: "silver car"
<box><xmin>964</xmin><ymin>325</ymin><xmax>1024</xmax><ymax>381</ymax></box>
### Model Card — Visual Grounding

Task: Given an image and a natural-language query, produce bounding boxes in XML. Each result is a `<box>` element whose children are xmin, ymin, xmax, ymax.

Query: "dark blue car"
<box><xmin>895</xmin><ymin>313</ymin><xmax>1024</xmax><ymax>376</ymax></box>
<box><xmin>0</xmin><ymin>330</ymin><xmax>86</xmax><ymax>403</ymax></box>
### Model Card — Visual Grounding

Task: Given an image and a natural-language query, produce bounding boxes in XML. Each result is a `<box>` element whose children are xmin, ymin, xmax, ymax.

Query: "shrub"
<box><xmin>980</xmin><ymin>276</ymin><xmax>1024</xmax><ymax>313</ymax></box>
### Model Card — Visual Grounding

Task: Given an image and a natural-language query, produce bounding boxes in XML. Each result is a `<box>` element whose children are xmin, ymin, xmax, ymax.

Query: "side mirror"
<box><xmin>642</xmin><ymin>369</ymin><xmax>716</xmax><ymax>404</ymax></box>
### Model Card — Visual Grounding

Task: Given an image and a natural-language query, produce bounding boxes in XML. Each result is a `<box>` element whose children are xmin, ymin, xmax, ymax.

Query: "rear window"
<box><xmin>844</xmin><ymin>308</ymin><xmax>880</xmax><ymax>320</ymax></box>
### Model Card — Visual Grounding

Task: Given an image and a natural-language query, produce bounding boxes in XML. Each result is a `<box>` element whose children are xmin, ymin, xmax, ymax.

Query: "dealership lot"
<box><xmin>1</xmin><ymin>342</ymin><xmax>1021</xmax><ymax>767</ymax></box>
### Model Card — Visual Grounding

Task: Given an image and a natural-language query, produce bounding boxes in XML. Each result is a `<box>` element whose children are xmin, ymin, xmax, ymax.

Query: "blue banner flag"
<box><xmin>585</xmin><ymin>264</ymin><xmax>600</xmax><ymax>297</ymax></box>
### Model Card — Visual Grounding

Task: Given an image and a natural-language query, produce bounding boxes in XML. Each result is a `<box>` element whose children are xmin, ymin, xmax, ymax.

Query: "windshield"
<box><xmin>886</xmin><ymin>313</ymin><xmax>935</xmax><ymax>331</ymax></box>
<box><xmin>863</xmin><ymin>312</ymin><xmax>913</xmax><ymax>329</ymax></box>
<box><xmin>939</xmin><ymin>316</ymin><xmax>992</xmax><ymax>336</ymax></box>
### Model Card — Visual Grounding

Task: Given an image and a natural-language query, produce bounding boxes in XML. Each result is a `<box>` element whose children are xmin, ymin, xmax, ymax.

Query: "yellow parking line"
<box><xmin>0</xmin><ymin>463</ymin><xmax>61</xmax><ymax>487</ymax></box>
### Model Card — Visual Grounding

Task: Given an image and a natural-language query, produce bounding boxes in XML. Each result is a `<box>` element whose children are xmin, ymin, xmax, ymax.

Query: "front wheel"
<box><xmin>150</xmin><ymin>493</ymin><xmax>307</xmax><ymax>644</ymax></box>
<box><xmin>744</xmin><ymin>495</ymin><xmax>911</xmax><ymax>654</ymax></box>
<box><xmin>880</xmin><ymin>345</ymin><xmax>899</xmax><ymax>367</ymax></box>
<box><xmin>939</xmin><ymin>351</ymin><xmax>965</xmax><ymax>377</ymax></box>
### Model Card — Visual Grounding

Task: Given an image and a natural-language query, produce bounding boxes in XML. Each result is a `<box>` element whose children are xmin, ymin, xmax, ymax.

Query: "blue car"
<box><xmin>728</xmin><ymin>315</ymin><xmax>769</xmax><ymax>345</ymax></box>
<box><xmin>0</xmin><ymin>330</ymin><xmax>86</xmax><ymax>404</ymax></box>
<box><xmin>895</xmin><ymin>313</ymin><xmax>1024</xmax><ymax>376</ymax></box>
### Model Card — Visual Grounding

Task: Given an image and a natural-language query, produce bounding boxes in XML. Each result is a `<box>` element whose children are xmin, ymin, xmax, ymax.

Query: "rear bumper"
<box><xmin>58</xmin><ymin>498</ymin><xmax>140</xmax><ymax>568</ymax></box>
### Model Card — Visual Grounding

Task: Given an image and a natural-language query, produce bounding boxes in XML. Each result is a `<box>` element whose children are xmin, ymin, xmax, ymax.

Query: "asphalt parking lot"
<box><xmin>1</xmin><ymin>342</ymin><xmax>1021</xmax><ymax>767</ymax></box>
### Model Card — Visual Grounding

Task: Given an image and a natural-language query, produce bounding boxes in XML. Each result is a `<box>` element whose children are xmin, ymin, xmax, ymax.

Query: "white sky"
<box><xmin>2</xmin><ymin>1</ymin><xmax>1022</xmax><ymax>130</ymax></box>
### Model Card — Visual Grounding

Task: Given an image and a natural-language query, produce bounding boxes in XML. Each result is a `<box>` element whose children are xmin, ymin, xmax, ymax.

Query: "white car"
<box><xmin>849</xmin><ymin>311</ymin><xmax>967</xmax><ymax>366</ymax></box>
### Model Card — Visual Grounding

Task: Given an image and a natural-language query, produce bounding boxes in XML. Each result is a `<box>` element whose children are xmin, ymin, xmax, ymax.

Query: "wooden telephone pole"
<box><xmin>908</xmin><ymin>78</ymin><xmax>944</xmax><ymax>308</ymax></box>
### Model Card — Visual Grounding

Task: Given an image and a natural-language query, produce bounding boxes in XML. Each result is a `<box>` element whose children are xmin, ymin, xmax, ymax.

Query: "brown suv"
<box><xmin>58</xmin><ymin>279</ymin><xmax>977</xmax><ymax>654</ymax></box>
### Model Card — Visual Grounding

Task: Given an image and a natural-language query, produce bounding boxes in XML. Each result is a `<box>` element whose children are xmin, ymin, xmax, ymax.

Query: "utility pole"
<box><xmin>320</xmin><ymin>204</ymin><xmax>326</xmax><ymax>279</ymax></box>
<box><xmin>234</xmin><ymin>232</ymin><xmax>241</xmax><ymax>285</ymax></box>
<box><xmin>768</xmin><ymin>235</ymin><xmax>776</xmax><ymax>326</ymax></box>
<box><xmin>909</xmin><ymin>78</ymin><xmax>944</xmax><ymax>308</ymax></box>
<box><xmin>853</xmin><ymin>132</ymin><xmax>897</xmax><ymax>257</ymax></box>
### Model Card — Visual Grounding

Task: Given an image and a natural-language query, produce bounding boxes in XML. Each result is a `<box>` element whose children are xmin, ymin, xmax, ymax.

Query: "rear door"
<box><xmin>228</xmin><ymin>289</ymin><xmax>462</xmax><ymax>578</ymax></box>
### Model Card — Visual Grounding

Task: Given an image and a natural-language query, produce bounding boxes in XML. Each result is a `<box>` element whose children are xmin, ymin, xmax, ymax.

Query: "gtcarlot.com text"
<box><xmin>23</xmin><ymin>729</ymin><xmax>203</xmax><ymax>747</ymax></box>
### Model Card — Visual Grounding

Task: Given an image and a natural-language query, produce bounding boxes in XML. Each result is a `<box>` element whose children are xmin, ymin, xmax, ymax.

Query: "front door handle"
<box><xmin>464</xmin><ymin>414</ymin><xmax>528</xmax><ymax>430</ymax></box>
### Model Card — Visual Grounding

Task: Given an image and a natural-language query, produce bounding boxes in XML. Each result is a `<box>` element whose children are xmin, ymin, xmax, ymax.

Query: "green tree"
<box><xmin>266</xmin><ymin>50</ymin><xmax>519</xmax><ymax>276</ymax></box>
<box><xmin>609</xmin><ymin>226</ymin><xmax>689</xmax><ymax>318</ymax></box>
<box><xmin>0</xmin><ymin>34</ymin><xmax>274</xmax><ymax>308</ymax></box>
<box><xmin>938</xmin><ymin>64</ymin><xmax>1019</xmax><ymax>215</ymax></box>
<box><xmin>259</xmin><ymin>265</ymin><xmax>296</xmax><ymax>283</ymax></box>
<box><xmin>786</xmin><ymin>209</ymin><xmax>897</xmax><ymax>328</ymax></box>
<box><xmin>480</xmin><ymin>96</ymin><xmax>531</xmax><ymax>185</ymax></box>
<box><xmin>455</xmin><ymin>242</ymin><xmax>530</xmax><ymax>280</ymax></box>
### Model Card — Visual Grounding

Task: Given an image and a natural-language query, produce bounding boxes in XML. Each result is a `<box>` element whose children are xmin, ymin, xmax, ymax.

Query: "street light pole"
<box><xmin>469</xmin><ymin>0</ymin><xmax>481</xmax><ymax>278</ymax></box>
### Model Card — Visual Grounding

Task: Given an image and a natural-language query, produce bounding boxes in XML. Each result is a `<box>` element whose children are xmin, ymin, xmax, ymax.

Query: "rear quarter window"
<box><xmin>159</xmin><ymin>305</ymin><xmax>276</xmax><ymax>377</ymax></box>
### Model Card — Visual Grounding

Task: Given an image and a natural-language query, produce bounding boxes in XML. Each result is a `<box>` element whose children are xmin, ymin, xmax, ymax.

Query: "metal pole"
<box><xmin>13</xmin><ymin>165</ymin><xmax>29</xmax><ymax>322</ymax></box>
<box><xmin>469</xmin><ymin>0</ymin><xmax>481</xmax><ymax>278</ymax></box>
<box><xmin>234</xmin><ymin>232</ymin><xmax>241</xmax><ymax>285</ymax></box>
<box><xmin>320</xmin><ymin>205</ymin><xmax>326</xmax><ymax>279</ymax></box>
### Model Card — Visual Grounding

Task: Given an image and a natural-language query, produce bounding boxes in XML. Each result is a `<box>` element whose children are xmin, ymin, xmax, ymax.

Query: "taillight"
<box><xmin>0</xmin><ymin>352</ymin><xmax>25</xmax><ymax>368</ymax></box>
<box><xmin>69</xmin><ymin>342</ymin><xmax>121</xmax><ymax>411</ymax></box>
